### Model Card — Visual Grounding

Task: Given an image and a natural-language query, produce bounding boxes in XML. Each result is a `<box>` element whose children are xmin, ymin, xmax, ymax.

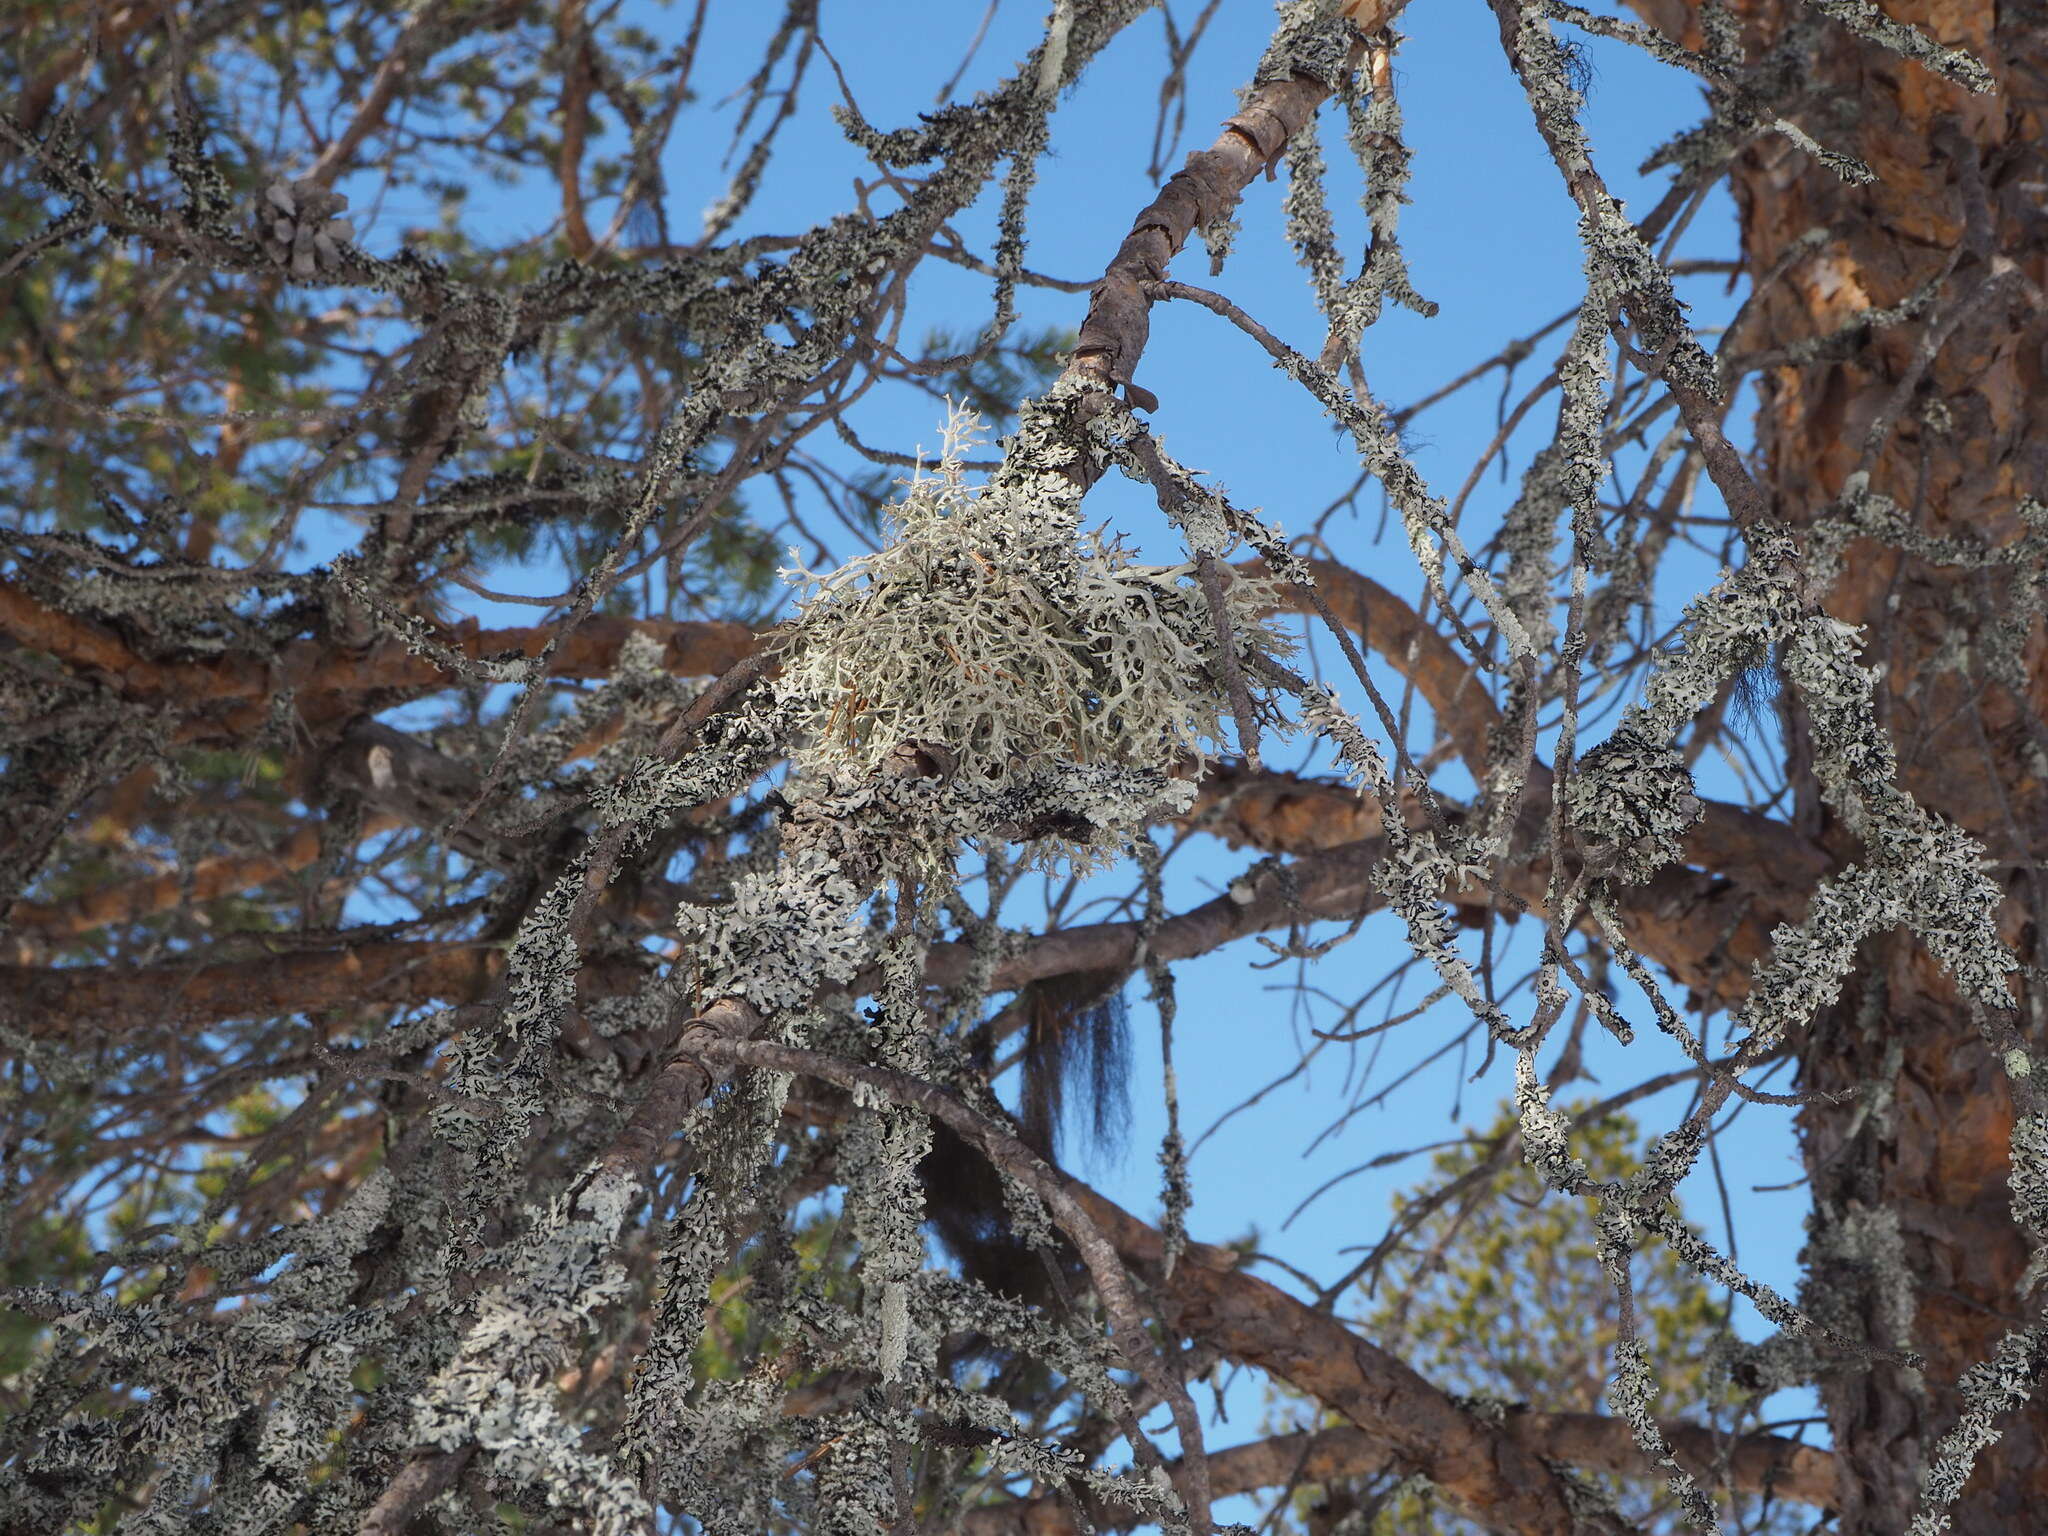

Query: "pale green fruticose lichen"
<box><xmin>772</xmin><ymin>404</ymin><xmax>1290</xmax><ymax>789</ymax></box>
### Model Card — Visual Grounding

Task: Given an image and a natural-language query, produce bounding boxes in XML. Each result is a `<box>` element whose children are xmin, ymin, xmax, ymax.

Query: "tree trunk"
<box><xmin>1719</xmin><ymin>0</ymin><xmax>2048</xmax><ymax>1525</ymax></box>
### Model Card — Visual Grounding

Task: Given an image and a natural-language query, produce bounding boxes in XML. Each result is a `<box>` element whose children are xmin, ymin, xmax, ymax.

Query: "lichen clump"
<box><xmin>1567</xmin><ymin>723</ymin><xmax>1704</xmax><ymax>883</ymax></box>
<box><xmin>773</xmin><ymin>405</ymin><xmax>1289</xmax><ymax>784</ymax></box>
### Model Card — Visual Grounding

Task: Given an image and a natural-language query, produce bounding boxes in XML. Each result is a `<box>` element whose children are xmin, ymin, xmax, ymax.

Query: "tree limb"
<box><xmin>960</xmin><ymin>1415</ymin><xmax>1836</xmax><ymax>1534</ymax></box>
<box><xmin>0</xmin><ymin>939</ymin><xmax>650</xmax><ymax>1037</ymax></box>
<box><xmin>1</xmin><ymin>575</ymin><xmax>753</xmax><ymax>713</ymax></box>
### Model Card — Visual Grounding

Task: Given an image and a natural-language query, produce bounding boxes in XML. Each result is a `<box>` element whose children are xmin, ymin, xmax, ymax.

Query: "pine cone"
<box><xmin>258</xmin><ymin>178</ymin><xmax>355</xmax><ymax>277</ymax></box>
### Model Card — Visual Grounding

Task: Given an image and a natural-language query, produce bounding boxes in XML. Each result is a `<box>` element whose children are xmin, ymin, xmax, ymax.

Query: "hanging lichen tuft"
<box><xmin>772</xmin><ymin>400</ymin><xmax>1292</xmax><ymax>793</ymax></box>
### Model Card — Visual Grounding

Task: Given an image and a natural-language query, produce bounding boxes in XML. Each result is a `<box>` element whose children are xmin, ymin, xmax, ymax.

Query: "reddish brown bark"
<box><xmin>5</xmin><ymin>813</ymin><xmax>402</xmax><ymax>939</ymax></box>
<box><xmin>1183</xmin><ymin>765</ymin><xmax>1817</xmax><ymax>1010</ymax></box>
<box><xmin>1272</xmin><ymin>557</ymin><xmax>1505</xmax><ymax>781</ymax></box>
<box><xmin>0</xmin><ymin>576</ymin><xmax>753</xmax><ymax>723</ymax></box>
<box><xmin>1063</xmin><ymin>1184</ymin><xmax>1606</xmax><ymax>1535</ymax></box>
<box><xmin>0</xmin><ymin>940</ymin><xmax>651</xmax><ymax>1036</ymax></box>
<box><xmin>961</xmin><ymin>1415</ymin><xmax>1836</xmax><ymax>1535</ymax></box>
<box><xmin>1063</xmin><ymin>0</ymin><xmax>1410</xmax><ymax>416</ymax></box>
<box><xmin>1754</xmin><ymin>11</ymin><xmax>2046</xmax><ymax>1531</ymax></box>
<box><xmin>1610</xmin><ymin>0</ymin><xmax>2048</xmax><ymax>1524</ymax></box>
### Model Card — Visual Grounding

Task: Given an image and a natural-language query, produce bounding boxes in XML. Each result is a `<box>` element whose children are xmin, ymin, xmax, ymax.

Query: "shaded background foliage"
<box><xmin>1279</xmin><ymin>1109</ymin><xmax>1804</xmax><ymax>1535</ymax></box>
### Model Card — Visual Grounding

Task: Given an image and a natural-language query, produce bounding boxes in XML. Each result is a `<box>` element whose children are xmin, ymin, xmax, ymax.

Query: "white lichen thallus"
<box><xmin>772</xmin><ymin>402</ymin><xmax>1292</xmax><ymax>821</ymax></box>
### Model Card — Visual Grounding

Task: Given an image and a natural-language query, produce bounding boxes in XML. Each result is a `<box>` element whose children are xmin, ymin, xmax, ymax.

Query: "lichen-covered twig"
<box><xmin>1060</xmin><ymin>0</ymin><xmax>1408</xmax><ymax>428</ymax></box>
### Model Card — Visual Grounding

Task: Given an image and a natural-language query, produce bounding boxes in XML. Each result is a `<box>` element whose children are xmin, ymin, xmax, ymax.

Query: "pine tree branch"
<box><xmin>5</xmin><ymin>811</ymin><xmax>402</xmax><ymax>939</ymax></box>
<box><xmin>0</xmin><ymin>576</ymin><xmax>755</xmax><ymax>710</ymax></box>
<box><xmin>692</xmin><ymin>1029</ymin><xmax>1624</xmax><ymax>1536</ymax></box>
<box><xmin>1062</xmin><ymin>0</ymin><xmax>1411</xmax><ymax>421</ymax></box>
<box><xmin>960</xmin><ymin>1415</ymin><xmax>1836</xmax><ymax>1533</ymax></box>
<box><xmin>0</xmin><ymin>939</ymin><xmax>651</xmax><ymax>1037</ymax></box>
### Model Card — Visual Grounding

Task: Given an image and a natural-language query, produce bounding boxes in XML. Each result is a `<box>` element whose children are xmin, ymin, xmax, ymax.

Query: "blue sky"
<box><xmin>318</xmin><ymin>0</ymin><xmax>1826</xmax><ymax>1500</ymax></box>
